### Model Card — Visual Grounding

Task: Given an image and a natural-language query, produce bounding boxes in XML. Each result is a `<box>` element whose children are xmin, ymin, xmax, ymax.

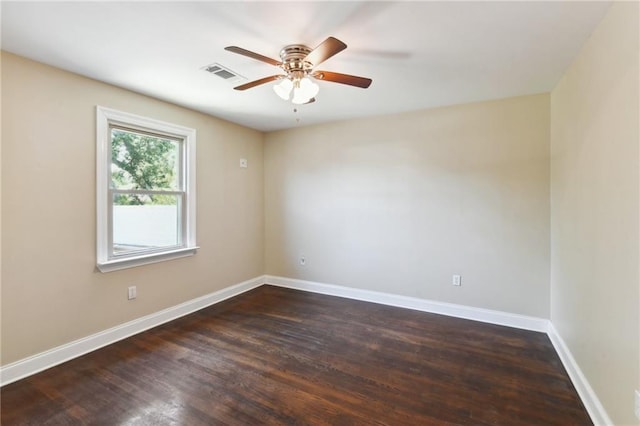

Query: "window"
<box><xmin>96</xmin><ymin>106</ymin><xmax>197</xmax><ymax>272</ymax></box>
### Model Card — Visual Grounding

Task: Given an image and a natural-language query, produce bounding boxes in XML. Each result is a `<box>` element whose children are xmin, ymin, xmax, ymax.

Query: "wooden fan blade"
<box><xmin>234</xmin><ymin>75</ymin><xmax>283</xmax><ymax>91</ymax></box>
<box><xmin>312</xmin><ymin>71</ymin><xmax>372</xmax><ymax>88</ymax></box>
<box><xmin>304</xmin><ymin>37</ymin><xmax>347</xmax><ymax>66</ymax></box>
<box><xmin>225</xmin><ymin>46</ymin><xmax>281</xmax><ymax>66</ymax></box>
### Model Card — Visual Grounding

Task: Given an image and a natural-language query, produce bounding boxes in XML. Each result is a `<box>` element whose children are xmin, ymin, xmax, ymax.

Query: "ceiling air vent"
<box><xmin>202</xmin><ymin>63</ymin><xmax>246</xmax><ymax>85</ymax></box>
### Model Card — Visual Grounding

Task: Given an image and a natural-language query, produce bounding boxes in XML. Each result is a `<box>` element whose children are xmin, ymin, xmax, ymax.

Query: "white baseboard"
<box><xmin>0</xmin><ymin>275</ymin><xmax>265</xmax><ymax>387</ymax></box>
<box><xmin>265</xmin><ymin>275</ymin><xmax>549</xmax><ymax>332</ymax></box>
<box><xmin>547</xmin><ymin>322</ymin><xmax>613</xmax><ymax>426</ymax></box>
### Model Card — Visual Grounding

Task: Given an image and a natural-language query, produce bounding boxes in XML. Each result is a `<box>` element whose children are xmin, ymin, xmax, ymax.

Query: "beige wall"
<box><xmin>1</xmin><ymin>52</ymin><xmax>265</xmax><ymax>364</ymax></box>
<box><xmin>265</xmin><ymin>94</ymin><xmax>551</xmax><ymax>318</ymax></box>
<box><xmin>0</xmin><ymin>51</ymin><xmax>3</xmax><ymax>363</ymax></box>
<box><xmin>550</xmin><ymin>2</ymin><xmax>639</xmax><ymax>425</ymax></box>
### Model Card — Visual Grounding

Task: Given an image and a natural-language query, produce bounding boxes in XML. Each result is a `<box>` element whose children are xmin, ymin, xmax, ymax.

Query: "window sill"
<box><xmin>97</xmin><ymin>246</ymin><xmax>199</xmax><ymax>273</ymax></box>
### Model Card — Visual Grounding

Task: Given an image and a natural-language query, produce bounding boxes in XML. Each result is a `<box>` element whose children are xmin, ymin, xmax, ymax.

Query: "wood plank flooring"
<box><xmin>1</xmin><ymin>285</ymin><xmax>591</xmax><ymax>425</ymax></box>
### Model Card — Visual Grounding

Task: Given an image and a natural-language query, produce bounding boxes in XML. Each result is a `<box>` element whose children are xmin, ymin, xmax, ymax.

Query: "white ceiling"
<box><xmin>1</xmin><ymin>1</ymin><xmax>610</xmax><ymax>132</ymax></box>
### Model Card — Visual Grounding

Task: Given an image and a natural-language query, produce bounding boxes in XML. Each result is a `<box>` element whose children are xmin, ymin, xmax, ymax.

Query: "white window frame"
<box><xmin>96</xmin><ymin>106</ymin><xmax>197</xmax><ymax>272</ymax></box>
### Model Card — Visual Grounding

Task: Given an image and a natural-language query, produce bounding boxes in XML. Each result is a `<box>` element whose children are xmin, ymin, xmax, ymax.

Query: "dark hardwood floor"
<box><xmin>1</xmin><ymin>285</ymin><xmax>591</xmax><ymax>425</ymax></box>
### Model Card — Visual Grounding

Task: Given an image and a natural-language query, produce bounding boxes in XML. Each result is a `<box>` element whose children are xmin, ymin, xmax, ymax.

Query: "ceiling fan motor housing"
<box><xmin>280</xmin><ymin>45</ymin><xmax>314</xmax><ymax>77</ymax></box>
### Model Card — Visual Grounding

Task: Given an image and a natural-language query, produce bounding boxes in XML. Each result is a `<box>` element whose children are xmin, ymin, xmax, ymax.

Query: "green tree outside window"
<box><xmin>111</xmin><ymin>129</ymin><xmax>179</xmax><ymax>205</ymax></box>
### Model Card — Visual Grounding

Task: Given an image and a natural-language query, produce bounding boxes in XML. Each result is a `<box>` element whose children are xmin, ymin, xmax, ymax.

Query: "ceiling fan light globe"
<box><xmin>273</xmin><ymin>78</ymin><xmax>293</xmax><ymax>100</ymax></box>
<box><xmin>299</xmin><ymin>77</ymin><xmax>319</xmax><ymax>99</ymax></box>
<box><xmin>291</xmin><ymin>89</ymin><xmax>309</xmax><ymax>105</ymax></box>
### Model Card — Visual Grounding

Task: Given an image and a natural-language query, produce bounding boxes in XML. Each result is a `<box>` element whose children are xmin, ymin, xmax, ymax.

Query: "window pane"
<box><xmin>112</xmin><ymin>194</ymin><xmax>181</xmax><ymax>255</ymax></box>
<box><xmin>110</xmin><ymin>128</ymin><xmax>180</xmax><ymax>191</ymax></box>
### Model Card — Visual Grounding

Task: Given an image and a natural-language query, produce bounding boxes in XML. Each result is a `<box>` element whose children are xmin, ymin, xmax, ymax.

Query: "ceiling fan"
<box><xmin>225</xmin><ymin>37</ymin><xmax>372</xmax><ymax>105</ymax></box>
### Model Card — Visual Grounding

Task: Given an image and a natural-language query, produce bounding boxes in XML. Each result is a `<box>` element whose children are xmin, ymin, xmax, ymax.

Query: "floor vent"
<box><xmin>202</xmin><ymin>63</ymin><xmax>246</xmax><ymax>85</ymax></box>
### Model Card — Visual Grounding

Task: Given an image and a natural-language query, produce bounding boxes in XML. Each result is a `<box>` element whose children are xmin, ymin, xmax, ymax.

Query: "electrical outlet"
<box><xmin>239</xmin><ymin>158</ymin><xmax>248</xmax><ymax>168</ymax></box>
<box><xmin>635</xmin><ymin>389</ymin><xmax>640</xmax><ymax>421</ymax></box>
<box><xmin>128</xmin><ymin>286</ymin><xmax>137</xmax><ymax>300</ymax></box>
<box><xmin>452</xmin><ymin>275</ymin><xmax>461</xmax><ymax>286</ymax></box>
<box><xmin>299</xmin><ymin>255</ymin><xmax>306</xmax><ymax>266</ymax></box>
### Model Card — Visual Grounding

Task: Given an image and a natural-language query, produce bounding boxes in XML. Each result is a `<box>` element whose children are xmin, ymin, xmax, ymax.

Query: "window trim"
<box><xmin>96</xmin><ymin>106</ymin><xmax>197</xmax><ymax>273</ymax></box>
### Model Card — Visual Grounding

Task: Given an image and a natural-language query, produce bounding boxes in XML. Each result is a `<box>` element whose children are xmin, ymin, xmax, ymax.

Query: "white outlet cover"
<box><xmin>635</xmin><ymin>389</ymin><xmax>640</xmax><ymax>420</ymax></box>
<box><xmin>300</xmin><ymin>256</ymin><xmax>306</xmax><ymax>266</ymax></box>
<box><xmin>240</xmin><ymin>158</ymin><xmax>248</xmax><ymax>168</ymax></box>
